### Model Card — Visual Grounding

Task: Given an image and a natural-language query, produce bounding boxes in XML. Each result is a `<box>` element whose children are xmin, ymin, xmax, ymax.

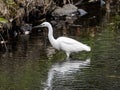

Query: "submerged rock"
<box><xmin>20</xmin><ymin>22</ymin><xmax>32</xmax><ymax>35</ymax></box>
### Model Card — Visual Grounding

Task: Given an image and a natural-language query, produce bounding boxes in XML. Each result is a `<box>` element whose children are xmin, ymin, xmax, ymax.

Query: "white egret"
<box><xmin>35</xmin><ymin>22</ymin><xmax>91</xmax><ymax>59</ymax></box>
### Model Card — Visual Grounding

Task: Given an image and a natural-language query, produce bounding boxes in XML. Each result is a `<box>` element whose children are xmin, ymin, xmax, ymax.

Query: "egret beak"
<box><xmin>32</xmin><ymin>24</ymin><xmax>43</xmax><ymax>29</ymax></box>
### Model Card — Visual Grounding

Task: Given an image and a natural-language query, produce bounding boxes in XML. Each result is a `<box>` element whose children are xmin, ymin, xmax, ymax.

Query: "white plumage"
<box><xmin>36</xmin><ymin>22</ymin><xmax>91</xmax><ymax>59</ymax></box>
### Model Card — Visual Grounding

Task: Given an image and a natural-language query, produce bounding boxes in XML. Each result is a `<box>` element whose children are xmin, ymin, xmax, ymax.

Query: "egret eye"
<box><xmin>42</xmin><ymin>24</ymin><xmax>45</xmax><ymax>26</ymax></box>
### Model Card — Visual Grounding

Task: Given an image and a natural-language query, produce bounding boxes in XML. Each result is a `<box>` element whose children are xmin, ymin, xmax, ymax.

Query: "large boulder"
<box><xmin>52</xmin><ymin>4</ymin><xmax>78</xmax><ymax>16</ymax></box>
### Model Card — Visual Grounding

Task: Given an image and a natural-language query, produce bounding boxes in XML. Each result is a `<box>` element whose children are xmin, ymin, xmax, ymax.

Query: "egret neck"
<box><xmin>47</xmin><ymin>24</ymin><xmax>58</xmax><ymax>50</ymax></box>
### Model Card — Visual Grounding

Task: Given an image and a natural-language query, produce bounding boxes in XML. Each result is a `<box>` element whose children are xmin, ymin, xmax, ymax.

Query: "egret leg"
<box><xmin>66</xmin><ymin>52</ymin><xmax>70</xmax><ymax>60</ymax></box>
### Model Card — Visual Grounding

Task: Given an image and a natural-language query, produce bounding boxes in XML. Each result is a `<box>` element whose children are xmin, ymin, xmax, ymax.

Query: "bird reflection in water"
<box><xmin>44</xmin><ymin>58</ymin><xmax>90</xmax><ymax>90</ymax></box>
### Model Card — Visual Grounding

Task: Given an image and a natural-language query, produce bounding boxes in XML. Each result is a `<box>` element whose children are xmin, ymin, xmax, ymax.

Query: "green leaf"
<box><xmin>6</xmin><ymin>0</ymin><xmax>15</xmax><ymax>5</ymax></box>
<box><xmin>0</xmin><ymin>17</ymin><xmax>8</xmax><ymax>23</ymax></box>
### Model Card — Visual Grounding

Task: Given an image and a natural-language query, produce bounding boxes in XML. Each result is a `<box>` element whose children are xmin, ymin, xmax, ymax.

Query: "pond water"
<box><xmin>0</xmin><ymin>13</ymin><xmax>120</xmax><ymax>90</ymax></box>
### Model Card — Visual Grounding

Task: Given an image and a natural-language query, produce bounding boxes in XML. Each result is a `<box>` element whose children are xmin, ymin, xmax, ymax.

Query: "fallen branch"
<box><xmin>0</xmin><ymin>33</ymin><xmax>8</xmax><ymax>51</ymax></box>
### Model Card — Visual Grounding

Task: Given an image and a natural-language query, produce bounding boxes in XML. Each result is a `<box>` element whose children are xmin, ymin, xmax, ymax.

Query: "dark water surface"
<box><xmin>0</xmin><ymin>13</ymin><xmax>120</xmax><ymax>90</ymax></box>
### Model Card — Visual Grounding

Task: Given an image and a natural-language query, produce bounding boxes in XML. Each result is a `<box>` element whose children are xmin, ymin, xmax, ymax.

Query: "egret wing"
<box><xmin>57</xmin><ymin>37</ymin><xmax>84</xmax><ymax>52</ymax></box>
<box><xmin>57</xmin><ymin>37</ymin><xmax>83</xmax><ymax>45</ymax></box>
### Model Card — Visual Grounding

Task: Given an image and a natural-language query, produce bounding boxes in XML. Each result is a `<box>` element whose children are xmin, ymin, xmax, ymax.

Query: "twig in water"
<box><xmin>0</xmin><ymin>33</ymin><xmax>8</xmax><ymax>51</ymax></box>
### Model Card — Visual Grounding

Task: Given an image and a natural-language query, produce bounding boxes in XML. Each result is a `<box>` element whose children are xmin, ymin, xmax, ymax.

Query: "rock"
<box><xmin>52</xmin><ymin>4</ymin><xmax>78</xmax><ymax>16</ymax></box>
<box><xmin>78</xmin><ymin>9</ymin><xmax>88</xmax><ymax>16</ymax></box>
<box><xmin>20</xmin><ymin>22</ymin><xmax>32</xmax><ymax>35</ymax></box>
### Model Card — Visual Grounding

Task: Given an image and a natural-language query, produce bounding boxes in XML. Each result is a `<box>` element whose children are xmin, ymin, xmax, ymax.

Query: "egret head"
<box><xmin>33</xmin><ymin>22</ymin><xmax>51</xmax><ymax>29</ymax></box>
<box><xmin>40</xmin><ymin>22</ymin><xmax>50</xmax><ymax>27</ymax></box>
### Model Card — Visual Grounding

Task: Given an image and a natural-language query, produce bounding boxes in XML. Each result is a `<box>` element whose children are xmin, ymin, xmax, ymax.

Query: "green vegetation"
<box><xmin>114</xmin><ymin>14</ymin><xmax>120</xmax><ymax>29</ymax></box>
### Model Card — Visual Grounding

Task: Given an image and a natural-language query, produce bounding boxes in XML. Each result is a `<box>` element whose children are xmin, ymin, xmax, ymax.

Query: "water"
<box><xmin>44</xmin><ymin>58</ymin><xmax>91</xmax><ymax>90</ymax></box>
<box><xmin>0</xmin><ymin>13</ymin><xmax>120</xmax><ymax>90</ymax></box>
